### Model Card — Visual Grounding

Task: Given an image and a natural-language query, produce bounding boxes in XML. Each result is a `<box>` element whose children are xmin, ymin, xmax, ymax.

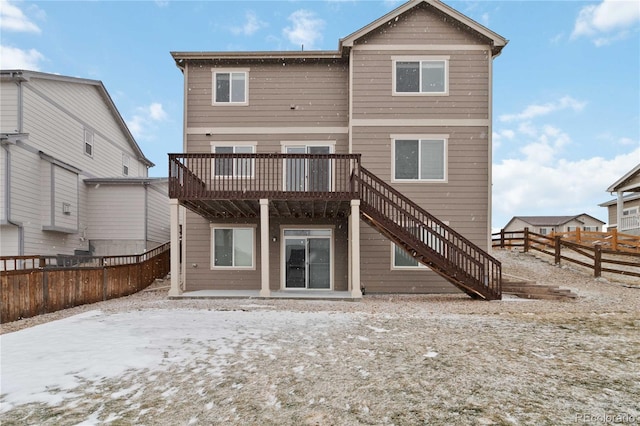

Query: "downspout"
<box><xmin>2</xmin><ymin>75</ymin><xmax>25</xmax><ymax>255</ymax></box>
<box><xmin>2</xmin><ymin>143</ymin><xmax>24</xmax><ymax>255</ymax></box>
<box><xmin>144</xmin><ymin>181</ymin><xmax>149</xmax><ymax>250</ymax></box>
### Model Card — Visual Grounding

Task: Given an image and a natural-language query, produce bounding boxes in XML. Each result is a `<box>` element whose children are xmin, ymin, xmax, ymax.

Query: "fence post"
<box><xmin>102</xmin><ymin>267</ymin><xmax>108</xmax><ymax>301</ymax></box>
<box><xmin>594</xmin><ymin>244</ymin><xmax>602</xmax><ymax>277</ymax></box>
<box><xmin>500</xmin><ymin>228</ymin><xmax>505</xmax><ymax>248</ymax></box>
<box><xmin>575</xmin><ymin>227</ymin><xmax>581</xmax><ymax>243</ymax></box>
<box><xmin>42</xmin><ymin>269</ymin><xmax>49</xmax><ymax>314</ymax></box>
<box><xmin>554</xmin><ymin>235</ymin><xmax>562</xmax><ymax>265</ymax></box>
<box><xmin>611</xmin><ymin>228</ymin><xmax>618</xmax><ymax>251</ymax></box>
<box><xmin>524</xmin><ymin>228</ymin><xmax>529</xmax><ymax>253</ymax></box>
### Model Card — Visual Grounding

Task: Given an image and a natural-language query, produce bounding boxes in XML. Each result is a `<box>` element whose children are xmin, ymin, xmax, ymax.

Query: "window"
<box><xmin>539</xmin><ymin>228</ymin><xmax>550</xmax><ymax>235</ymax></box>
<box><xmin>393</xmin><ymin>138</ymin><xmax>446</xmax><ymax>181</ymax></box>
<box><xmin>393</xmin><ymin>244</ymin><xmax>424</xmax><ymax>269</ymax></box>
<box><xmin>213</xmin><ymin>70</ymin><xmax>248</xmax><ymax>105</ymax></box>
<box><xmin>623</xmin><ymin>207</ymin><xmax>639</xmax><ymax>216</ymax></box>
<box><xmin>211</xmin><ymin>226</ymin><xmax>254</xmax><ymax>268</ymax></box>
<box><xmin>392</xmin><ymin>222</ymin><xmax>447</xmax><ymax>269</ymax></box>
<box><xmin>583</xmin><ymin>226</ymin><xmax>599</xmax><ymax>232</ymax></box>
<box><xmin>84</xmin><ymin>129</ymin><xmax>94</xmax><ymax>157</ymax></box>
<box><xmin>212</xmin><ymin>145</ymin><xmax>255</xmax><ymax>178</ymax></box>
<box><xmin>122</xmin><ymin>154</ymin><xmax>130</xmax><ymax>176</ymax></box>
<box><xmin>394</xmin><ymin>59</ymin><xmax>448</xmax><ymax>95</ymax></box>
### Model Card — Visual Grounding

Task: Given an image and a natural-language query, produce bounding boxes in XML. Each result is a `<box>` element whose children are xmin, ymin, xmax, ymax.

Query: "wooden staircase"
<box><xmin>354</xmin><ymin>166</ymin><xmax>501</xmax><ymax>300</ymax></box>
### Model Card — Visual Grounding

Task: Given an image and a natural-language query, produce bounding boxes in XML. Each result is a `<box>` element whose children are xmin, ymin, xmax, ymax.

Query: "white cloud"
<box><xmin>230</xmin><ymin>11</ymin><xmax>267</xmax><ymax>36</ymax></box>
<box><xmin>494</xmin><ymin>147</ymin><xmax>640</xmax><ymax>227</ymax></box>
<box><xmin>0</xmin><ymin>44</ymin><xmax>44</xmax><ymax>70</ymax></box>
<box><xmin>572</xmin><ymin>0</ymin><xmax>640</xmax><ymax>45</ymax></box>
<box><xmin>499</xmin><ymin>96</ymin><xmax>586</xmax><ymax>122</ymax></box>
<box><xmin>127</xmin><ymin>103</ymin><xmax>168</xmax><ymax>141</ymax></box>
<box><xmin>0</xmin><ymin>0</ymin><xmax>41</xmax><ymax>33</ymax></box>
<box><xmin>283</xmin><ymin>10</ymin><xmax>325</xmax><ymax>49</ymax></box>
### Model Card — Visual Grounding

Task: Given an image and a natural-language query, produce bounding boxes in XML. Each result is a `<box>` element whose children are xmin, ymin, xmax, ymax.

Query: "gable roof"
<box><xmin>606</xmin><ymin>163</ymin><xmax>640</xmax><ymax>193</ymax></box>
<box><xmin>506</xmin><ymin>214</ymin><xmax>605</xmax><ymax>228</ymax></box>
<box><xmin>172</xmin><ymin>0</ymin><xmax>507</xmax><ymax>65</ymax></box>
<box><xmin>339</xmin><ymin>0</ymin><xmax>508</xmax><ymax>56</ymax></box>
<box><xmin>0</xmin><ymin>70</ymin><xmax>154</xmax><ymax>168</ymax></box>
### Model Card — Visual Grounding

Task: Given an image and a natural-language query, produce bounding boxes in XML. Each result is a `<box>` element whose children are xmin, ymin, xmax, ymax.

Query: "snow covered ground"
<box><xmin>1</xmin><ymin>250</ymin><xmax>639</xmax><ymax>425</ymax></box>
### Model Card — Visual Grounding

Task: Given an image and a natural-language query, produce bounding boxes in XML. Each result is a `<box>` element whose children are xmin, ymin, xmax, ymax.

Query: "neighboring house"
<box><xmin>0</xmin><ymin>70</ymin><xmax>169</xmax><ymax>258</ymax></box>
<box><xmin>600</xmin><ymin>163</ymin><xmax>640</xmax><ymax>235</ymax></box>
<box><xmin>168</xmin><ymin>0</ymin><xmax>507</xmax><ymax>299</ymax></box>
<box><xmin>503</xmin><ymin>214</ymin><xmax>606</xmax><ymax>235</ymax></box>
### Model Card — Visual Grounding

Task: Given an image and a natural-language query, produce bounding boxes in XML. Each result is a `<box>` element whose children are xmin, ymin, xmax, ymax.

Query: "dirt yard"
<box><xmin>1</xmin><ymin>250</ymin><xmax>639</xmax><ymax>425</ymax></box>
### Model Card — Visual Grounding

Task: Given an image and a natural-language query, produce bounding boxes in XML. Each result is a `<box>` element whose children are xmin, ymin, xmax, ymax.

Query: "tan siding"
<box><xmin>354</xmin><ymin>3</ymin><xmax>490</xmax><ymax>46</ymax></box>
<box><xmin>183</xmin><ymin>212</ymin><xmax>349</xmax><ymax>291</ymax></box>
<box><xmin>359</xmin><ymin>224</ymin><xmax>461</xmax><ymax>294</ymax></box>
<box><xmin>353</xmin><ymin>125</ymin><xmax>489</xmax><ymax>249</ymax></box>
<box><xmin>352</xmin><ymin>50</ymin><xmax>489</xmax><ymax>120</ymax></box>
<box><xmin>184</xmin><ymin>212</ymin><xmax>261</xmax><ymax>291</ymax></box>
<box><xmin>185</xmin><ymin>60</ymin><xmax>349</xmax><ymax>128</ymax></box>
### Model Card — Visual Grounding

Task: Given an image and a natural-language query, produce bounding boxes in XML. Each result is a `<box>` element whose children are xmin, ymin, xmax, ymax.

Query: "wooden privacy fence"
<box><xmin>492</xmin><ymin>229</ymin><xmax>640</xmax><ymax>280</ymax></box>
<box><xmin>0</xmin><ymin>242</ymin><xmax>170</xmax><ymax>324</ymax></box>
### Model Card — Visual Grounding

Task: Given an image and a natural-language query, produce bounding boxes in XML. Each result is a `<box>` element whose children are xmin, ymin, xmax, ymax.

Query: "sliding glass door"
<box><xmin>284</xmin><ymin>229</ymin><xmax>331</xmax><ymax>289</ymax></box>
<box><xmin>285</xmin><ymin>146</ymin><xmax>331</xmax><ymax>192</ymax></box>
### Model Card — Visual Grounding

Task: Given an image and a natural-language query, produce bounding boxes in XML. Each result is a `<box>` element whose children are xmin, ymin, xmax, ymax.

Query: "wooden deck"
<box><xmin>169</xmin><ymin>153</ymin><xmax>359</xmax><ymax>219</ymax></box>
<box><xmin>170</xmin><ymin>153</ymin><xmax>502</xmax><ymax>300</ymax></box>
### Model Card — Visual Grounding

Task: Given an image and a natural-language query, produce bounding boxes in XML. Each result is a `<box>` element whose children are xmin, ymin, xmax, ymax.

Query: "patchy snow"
<box><xmin>0</xmin><ymin>308</ymin><xmax>353</xmax><ymax>413</ymax></box>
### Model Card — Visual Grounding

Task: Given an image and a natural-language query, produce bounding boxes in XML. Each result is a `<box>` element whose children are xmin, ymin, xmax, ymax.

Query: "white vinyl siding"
<box><xmin>122</xmin><ymin>154</ymin><xmax>130</xmax><ymax>176</ymax></box>
<box><xmin>213</xmin><ymin>70</ymin><xmax>248</xmax><ymax>105</ymax></box>
<box><xmin>393</xmin><ymin>137</ymin><xmax>447</xmax><ymax>182</ymax></box>
<box><xmin>84</xmin><ymin>128</ymin><xmax>94</xmax><ymax>157</ymax></box>
<box><xmin>211</xmin><ymin>226</ymin><xmax>255</xmax><ymax>269</ymax></box>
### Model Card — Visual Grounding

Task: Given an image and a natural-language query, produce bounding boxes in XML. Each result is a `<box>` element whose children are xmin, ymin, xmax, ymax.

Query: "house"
<box><xmin>0</xmin><ymin>70</ymin><xmax>169</xmax><ymax>258</ymax></box>
<box><xmin>168</xmin><ymin>0</ymin><xmax>507</xmax><ymax>300</ymax></box>
<box><xmin>600</xmin><ymin>163</ymin><xmax>640</xmax><ymax>235</ymax></box>
<box><xmin>503</xmin><ymin>214</ymin><xmax>606</xmax><ymax>235</ymax></box>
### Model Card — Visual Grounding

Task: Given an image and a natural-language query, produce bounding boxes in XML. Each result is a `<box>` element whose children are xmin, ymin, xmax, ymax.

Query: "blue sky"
<box><xmin>1</xmin><ymin>0</ymin><xmax>639</xmax><ymax>230</ymax></box>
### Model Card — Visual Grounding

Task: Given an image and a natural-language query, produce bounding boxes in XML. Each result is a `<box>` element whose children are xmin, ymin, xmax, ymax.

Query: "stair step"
<box><xmin>502</xmin><ymin>279</ymin><xmax>577</xmax><ymax>300</ymax></box>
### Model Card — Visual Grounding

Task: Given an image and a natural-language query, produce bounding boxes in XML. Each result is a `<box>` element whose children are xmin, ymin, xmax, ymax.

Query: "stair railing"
<box><xmin>354</xmin><ymin>166</ymin><xmax>501</xmax><ymax>300</ymax></box>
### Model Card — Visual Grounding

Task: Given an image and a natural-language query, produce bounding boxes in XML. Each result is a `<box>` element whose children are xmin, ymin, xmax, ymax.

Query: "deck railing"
<box><xmin>169</xmin><ymin>153</ymin><xmax>361</xmax><ymax>200</ymax></box>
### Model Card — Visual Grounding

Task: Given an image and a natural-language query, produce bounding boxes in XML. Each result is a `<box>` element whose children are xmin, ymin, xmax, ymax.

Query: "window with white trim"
<box><xmin>539</xmin><ymin>227</ymin><xmax>550</xmax><ymax>235</ymax></box>
<box><xmin>213</xmin><ymin>70</ymin><xmax>248</xmax><ymax>105</ymax></box>
<box><xmin>394</xmin><ymin>59</ymin><xmax>448</xmax><ymax>95</ymax></box>
<box><xmin>212</xmin><ymin>145</ymin><xmax>255</xmax><ymax>178</ymax></box>
<box><xmin>623</xmin><ymin>207</ymin><xmax>639</xmax><ymax>216</ymax></box>
<box><xmin>583</xmin><ymin>226</ymin><xmax>599</xmax><ymax>232</ymax></box>
<box><xmin>211</xmin><ymin>226</ymin><xmax>254</xmax><ymax>268</ymax></box>
<box><xmin>393</xmin><ymin>138</ymin><xmax>446</xmax><ymax>181</ymax></box>
<box><xmin>122</xmin><ymin>154</ymin><xmax>130</xmax><ymax>176</ymax></box>
<box><xmin>84</xmin><ymin>129</ymin><xmax>94</xmax><ymax>157</ymax></box>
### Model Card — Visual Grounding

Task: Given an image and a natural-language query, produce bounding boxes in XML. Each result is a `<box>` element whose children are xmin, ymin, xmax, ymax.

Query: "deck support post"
<box><xmin>168</xmin><ymin>199</ymin><xmax>182</xmax><ymax>296</ymax></box>
<box><xmin>349</xmin><ymin>199</ymin><xmax>363</xmax><ymax>299</ymax></box>
<box><xmin>259</xmin><ymin>199</ymin><xmax>271</xmax><ymax>297</ymax></box>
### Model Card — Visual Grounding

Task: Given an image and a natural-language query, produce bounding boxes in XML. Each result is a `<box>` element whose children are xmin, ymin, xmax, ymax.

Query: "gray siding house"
<box><xmin>168</xmin><ymin>0</ymin><xmax>507</xmax><ymax>299</ymax></box>
<box><xmin>600</xmin><ymin>163</ymin><xmax>640</xmax><ymax>235</ymax></box>
<box><xmin>0</xmin><ymin>70</ymin><xmax>169</xmax><ymax>258</ymax></box>
<box><xmin>503</xmin><ymin>214</ymin><xmax>605</xmax><ymax>235</ymax></box>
